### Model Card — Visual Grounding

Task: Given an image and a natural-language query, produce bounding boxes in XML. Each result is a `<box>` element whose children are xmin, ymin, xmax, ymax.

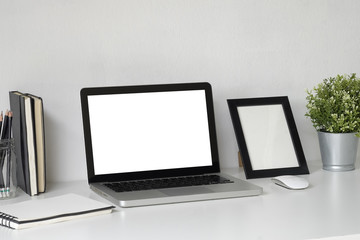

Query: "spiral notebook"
<box><xmin>0</xmin><ymin>194</ymin><xmax>115</xmax><ymax>230</ymax></box>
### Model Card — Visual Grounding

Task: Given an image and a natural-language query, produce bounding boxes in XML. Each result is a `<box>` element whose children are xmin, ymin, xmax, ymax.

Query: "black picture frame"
<box><xmin>227</xmin><ymin>96</ymin><xmax>309</xmax><ymax>179</ymax></box>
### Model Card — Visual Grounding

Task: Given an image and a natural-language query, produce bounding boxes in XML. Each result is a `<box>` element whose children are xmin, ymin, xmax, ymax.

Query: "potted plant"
<box><xmin>305</xmin><ymin>73</ymin><xmax>360</xmax><ymax>171</ymax></box>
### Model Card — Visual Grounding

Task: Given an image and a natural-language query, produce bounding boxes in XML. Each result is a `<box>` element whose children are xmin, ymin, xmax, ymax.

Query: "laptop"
<box><xmin>80</xmin><ymin>82</ymin><xmax>262</xmax><ymax>207</ymax></box>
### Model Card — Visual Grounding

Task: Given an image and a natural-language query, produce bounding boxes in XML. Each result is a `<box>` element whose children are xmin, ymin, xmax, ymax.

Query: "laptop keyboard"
<box><xmin>104</xmin><ymin>175</ymin><xmax>234</xmax><ymax>193</ymax></box>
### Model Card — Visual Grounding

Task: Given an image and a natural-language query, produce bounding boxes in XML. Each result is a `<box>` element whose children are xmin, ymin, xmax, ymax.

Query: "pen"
<box><xmin>5</xmin><ymin>111</ymin><xmax>13</xmax><ymax>197</ymax></box>
<box><xmin>0</xmin><ymin>111</ymin><xmax>11</xmax><ymax>197</ymax></box>
<box><xmin>0</xmin><ymin>111</ymin><xmax>3</xmax><ymax>136</ymax></box>
<box><xmin>0</xmin><ymin>112</ymin><xmax>4</xmax><ymax>197</ymax></box>
<box><xmin>0</xmin><ymin>110</ymin><xmax>9</xmax><ymax>140</ymax></box>
<box><xmin>0</xmin><ymin>111</ymin><xmax>2</xmax><ymax>196</ymax></box>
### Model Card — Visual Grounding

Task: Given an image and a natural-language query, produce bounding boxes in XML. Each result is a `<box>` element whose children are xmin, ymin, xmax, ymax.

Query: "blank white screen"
<box><xmin>88</xmin><ymin>90</ymin><xmax>213</xmax><ymax>175</ymax></box>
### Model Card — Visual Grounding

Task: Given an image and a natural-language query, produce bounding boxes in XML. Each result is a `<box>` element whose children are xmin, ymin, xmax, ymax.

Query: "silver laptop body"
<box><xmin>80</xmin><ymin>82</ymin><xmax>262</xmax><ymax>207</ymax></box>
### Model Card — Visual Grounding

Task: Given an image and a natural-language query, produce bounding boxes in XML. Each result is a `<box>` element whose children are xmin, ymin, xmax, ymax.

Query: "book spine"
<box><xmin>9</xmin><ymin>92</ymin><xmax>31</xmax><ymax>195</ymax></box>
<box><xmin>24</xmin><ymin>96</ymin><xmax>38</xmax><ymax>195</ymax></box>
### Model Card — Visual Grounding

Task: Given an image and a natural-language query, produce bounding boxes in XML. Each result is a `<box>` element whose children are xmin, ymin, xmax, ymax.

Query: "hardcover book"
<box><xmin>9</xmin><ymin>91</ymin><xmax>46</xmax><ymax>196</ymax></box>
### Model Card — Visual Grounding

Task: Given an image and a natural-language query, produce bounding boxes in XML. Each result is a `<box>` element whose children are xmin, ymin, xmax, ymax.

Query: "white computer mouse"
<box><xmin>271</xmin><ymin>175</ymin><xmax>309</xmax><ymax>190</ymax></box>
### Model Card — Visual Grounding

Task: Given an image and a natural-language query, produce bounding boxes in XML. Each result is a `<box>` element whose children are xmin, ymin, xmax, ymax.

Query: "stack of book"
<box><xmin>9</xmin><ymin>91</ymin><xmax>46</xmax><ymax>196</ymax></box>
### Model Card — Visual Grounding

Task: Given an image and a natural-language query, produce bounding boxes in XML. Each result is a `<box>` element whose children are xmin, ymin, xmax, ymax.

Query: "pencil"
<box><xmin>5</xmin><ymin>111</ymin><xmax>13</xmax><ymax>196</ymax></box>
<box><xmin>6</xmin><ymin>111</ymin><xmax>12</xmax><ymax>139</ymax></box>
<box><xmin>9</xmin><ymin>112</ymin><xmax>12</xmax><ymax>135</ymax></box>
<box><xmin>0</xmin><ymin>111</ymin><xmax>5</xmax><ymax>197</ymax></box>
<box><xmin>0</xmin><ymin>111</ymin><xmax>9</xmax><ymax>139</ymax></box>
<box><xmin>0</xmin><ymin>111</ymin><xmax>3</xmax><ymax>138</ymax></box>
<box><xmin>0</xmin><ymin>111</ymin><xmax>8</xmax><ymax>140</ymax></box>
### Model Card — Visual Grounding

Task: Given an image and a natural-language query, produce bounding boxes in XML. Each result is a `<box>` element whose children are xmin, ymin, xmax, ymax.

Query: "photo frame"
<box><xmin>227</xmin><ymin>96</ymin><xmax>309</xmax><ymax>179</ymax></box>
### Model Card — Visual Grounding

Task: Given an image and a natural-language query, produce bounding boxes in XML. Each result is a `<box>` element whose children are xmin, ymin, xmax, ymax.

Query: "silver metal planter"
<box><xmin>318</xmin><ymin>132</ymin><xmax>359</xmax><ymax>171</ymax></box>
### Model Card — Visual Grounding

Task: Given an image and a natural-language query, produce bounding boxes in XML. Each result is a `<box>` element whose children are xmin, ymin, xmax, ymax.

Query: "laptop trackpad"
<box><xmin>160</xmin><ymin>187</ymin><xmax>213</xmax><ymax>196</ymax></box>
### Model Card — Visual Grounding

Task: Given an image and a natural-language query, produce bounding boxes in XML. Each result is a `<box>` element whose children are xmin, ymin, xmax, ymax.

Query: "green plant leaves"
<box><xmin>305</xmin><ymin>73</ymin><xmax>360</xmax><ymax>135</ymax></box>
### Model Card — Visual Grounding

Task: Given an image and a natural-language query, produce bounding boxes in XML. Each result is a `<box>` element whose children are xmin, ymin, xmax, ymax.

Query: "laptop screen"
<box><xmin>81</xmin><ymin>82</ymin><xmax>220</xmax><ymax>182</ymax></box>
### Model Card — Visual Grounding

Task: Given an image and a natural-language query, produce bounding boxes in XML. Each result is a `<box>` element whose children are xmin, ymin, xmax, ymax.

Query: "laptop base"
<box><xmin>90</xmin><ymin>173</ymin><xmax>262</xmax><ymax>207</ymax></box>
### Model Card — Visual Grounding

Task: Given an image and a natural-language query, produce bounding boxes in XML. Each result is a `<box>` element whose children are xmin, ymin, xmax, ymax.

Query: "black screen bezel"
<box><xmin>80</xmin><ymin>82</ymin><xmax>220</xmax><ymax>183</ymax></box>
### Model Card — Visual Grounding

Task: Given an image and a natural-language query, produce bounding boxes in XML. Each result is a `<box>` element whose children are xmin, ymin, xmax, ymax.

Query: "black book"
<box><xmin>9</xmin><ymin>91</ymin><xmax>38</xmax><ymax>196</ymax></box>
<box><xmin>9</xmin><ymin>91</ymin><xmax>31</xmax><ymax>195</ymax></box>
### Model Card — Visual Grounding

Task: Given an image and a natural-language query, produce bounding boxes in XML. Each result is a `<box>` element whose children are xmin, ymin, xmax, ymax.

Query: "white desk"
<box><xmin>1</xmin><ymin>162</ymin><xmax>360</xmax><ymax>240</ymax></box>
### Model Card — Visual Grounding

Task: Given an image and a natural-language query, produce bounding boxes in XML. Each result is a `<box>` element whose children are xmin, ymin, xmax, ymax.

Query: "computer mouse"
<box><xmin>271</xmin><ymin>175</ymin><xmax>309</xmax><ymax>190</ymax></box>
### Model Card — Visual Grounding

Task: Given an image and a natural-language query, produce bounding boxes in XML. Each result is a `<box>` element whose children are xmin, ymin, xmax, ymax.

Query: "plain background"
<box><xmin>1</xmin><ymin>0</ymin><xmax>359</xmax><ymax>182</ymax></box>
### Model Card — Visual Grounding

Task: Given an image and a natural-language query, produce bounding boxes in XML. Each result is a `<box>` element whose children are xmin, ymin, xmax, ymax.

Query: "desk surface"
<box><xmin>1</xmin><ymin>162</ymin><xmax>360</xmax><ymax>240</ymax></box>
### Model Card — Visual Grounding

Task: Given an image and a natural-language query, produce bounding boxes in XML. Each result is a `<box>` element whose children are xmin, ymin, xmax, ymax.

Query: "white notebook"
<box><xmin>0</xmin><ymin>193</ymin><xmax>115</xmax><ymax>230</ymax></box>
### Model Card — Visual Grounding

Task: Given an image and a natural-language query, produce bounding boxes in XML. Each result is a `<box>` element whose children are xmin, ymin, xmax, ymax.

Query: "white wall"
<box><xmin>1</xmin><ymin>0</ymin><xmax>360</xmax><ymax>182</ymax></box>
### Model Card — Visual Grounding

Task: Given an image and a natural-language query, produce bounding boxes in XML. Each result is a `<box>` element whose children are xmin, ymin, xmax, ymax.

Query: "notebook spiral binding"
<box><xmin>0</xmin><ymin>212</ymin><xmax>16</xmax><ymax>229</ymax></box>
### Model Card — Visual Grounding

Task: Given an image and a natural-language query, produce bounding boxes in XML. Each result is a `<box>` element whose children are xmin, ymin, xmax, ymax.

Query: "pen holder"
<box><xmin>0</xmin><ymin>138</ymin><xmax>17</xmax><ymax>199</ymax></box>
